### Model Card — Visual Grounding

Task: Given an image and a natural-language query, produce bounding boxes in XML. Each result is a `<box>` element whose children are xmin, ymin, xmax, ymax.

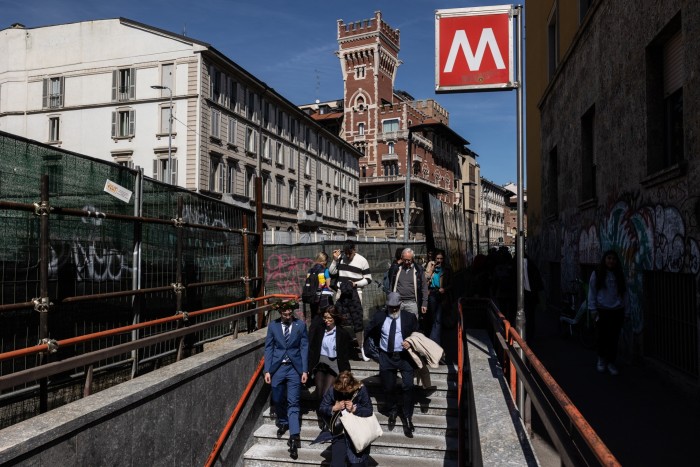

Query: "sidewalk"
<box><xmin>527</xmin><ymin>305</ymin><xmax>699</xmax><ymax>466</ymax></box>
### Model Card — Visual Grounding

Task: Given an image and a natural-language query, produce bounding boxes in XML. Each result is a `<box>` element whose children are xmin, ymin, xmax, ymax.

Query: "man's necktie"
<box><xmin>283</xmin><ymin>323</ymin><xmax>290</xmax><ymax>345</ymax></box>
<box><xmin>387</xmin><ymin>318</ymin><xmax>397</xmax><ymax>352</ymax></box>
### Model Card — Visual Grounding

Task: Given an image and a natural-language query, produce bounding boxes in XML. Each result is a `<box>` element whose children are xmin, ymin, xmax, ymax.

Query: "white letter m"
<box><xmin>443</xmin><ymin>28</ymin><xmax>505</xmax><ymax>73</ymax></box>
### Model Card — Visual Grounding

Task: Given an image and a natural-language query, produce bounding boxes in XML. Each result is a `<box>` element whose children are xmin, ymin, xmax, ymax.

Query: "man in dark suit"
<box><xmin>365</xmin><ymin>292</ymin><xmax>419</xmax><ymax>437</ymax></box>
<box><xmin>264</xmin><ymin>306</ymin><xmax>309</xmax><ymax>459</ymax></box>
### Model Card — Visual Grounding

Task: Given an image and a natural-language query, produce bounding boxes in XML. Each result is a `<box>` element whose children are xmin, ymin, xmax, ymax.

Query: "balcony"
<box><xmin>359</xmin><ymin>174</ymin><xmax>451</xmax><ymax>193</ymax></box>
<box><xmin>381</xmin><ymin>153</ymin><xmax>399</xmax><ymax>161</ymax></box>
<box><xmin>377</xmin><ymin>130</ymin><xmax>408</xmax><ymax>142</ymax></box>
<box><xmin>411</xmin><ymin>132</ymin><xmax>432</xmax><ymax>151</ymax></box>
<box><xmin>297</xmin><ymin>210</ymin><xmax>324</xmax><ymax>226</ymax></box>
<box><xmin>360</xmin><ymin>200</ymin><xmax>423</xmax><ymax>212</ymax></box>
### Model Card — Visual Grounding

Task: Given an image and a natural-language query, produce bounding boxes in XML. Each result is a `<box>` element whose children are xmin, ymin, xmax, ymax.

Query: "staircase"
<box><xmin>243</xmin><ymin>359</ymin><xmax>461</xmax><ymax>466</ymax></box>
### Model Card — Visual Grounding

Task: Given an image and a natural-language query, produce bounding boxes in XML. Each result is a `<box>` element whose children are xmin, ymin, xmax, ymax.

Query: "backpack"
<box><xmin>301</xmin><ymin>264</ymin><xmax>323</xmax><ymax>304</ymax></box>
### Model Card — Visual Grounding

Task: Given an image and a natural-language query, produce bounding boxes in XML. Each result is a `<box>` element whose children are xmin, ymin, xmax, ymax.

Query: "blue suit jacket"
<box><xmin>264</xmin><ymin>318</ymin><xmax>309</xmax><ymax>376</ymax></box>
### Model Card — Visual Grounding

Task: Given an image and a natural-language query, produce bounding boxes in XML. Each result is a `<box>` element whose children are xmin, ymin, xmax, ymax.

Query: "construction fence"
<box><xmin>0</xmin><ymin>131</ymin><xmax>260</xmax><ymax>428</ymax></box>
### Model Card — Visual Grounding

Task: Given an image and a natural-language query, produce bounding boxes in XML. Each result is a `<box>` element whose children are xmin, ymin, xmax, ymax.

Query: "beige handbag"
<box><xmin>339</xmin><ymin>410</ymin><xmax>383</xmax><ymax>451</ymax></box>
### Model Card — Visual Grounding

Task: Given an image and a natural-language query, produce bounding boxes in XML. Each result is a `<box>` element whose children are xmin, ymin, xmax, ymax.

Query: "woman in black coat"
<box><xmin>308</xmin><ymin>306</ymin><xmax>353</xmax><ymax>407</ymax></box>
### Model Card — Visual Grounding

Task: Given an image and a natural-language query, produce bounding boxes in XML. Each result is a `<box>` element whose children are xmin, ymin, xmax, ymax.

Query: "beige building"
<box><xmin>0</xmin><ymin>18</ymin><xmax>362</xmax><ymax>240</ymax></box>
<box><xmin>479</xmin><ymin>178</ymin><xmax>511</xmax><ymax>253</ymax></box>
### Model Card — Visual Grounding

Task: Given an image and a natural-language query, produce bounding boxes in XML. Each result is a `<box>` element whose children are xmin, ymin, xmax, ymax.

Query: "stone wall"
<box><xmin>0</xmin><ymin>330</ymin><xmax>268</xmax><ymax>466</ymax></box>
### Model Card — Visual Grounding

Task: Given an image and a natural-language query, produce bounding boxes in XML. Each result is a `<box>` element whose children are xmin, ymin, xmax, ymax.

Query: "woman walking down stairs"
<box><xmin>243</xmin><ymin>359</ymin><xmax>461</xmax><ymax>466</ymax></box>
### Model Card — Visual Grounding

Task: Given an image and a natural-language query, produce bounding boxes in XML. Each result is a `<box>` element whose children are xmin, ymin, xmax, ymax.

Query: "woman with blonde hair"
<box><xmin>318</xmin><ymin>371</ymin><xmax>373</xmax><ymax>466</ymax></box>
<box><xmin>304</xmin><ymin>251</ymin><xmax>333</xmax><ymax>323</ymax></box>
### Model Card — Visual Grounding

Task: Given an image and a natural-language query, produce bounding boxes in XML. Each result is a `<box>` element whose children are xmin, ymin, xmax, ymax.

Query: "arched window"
<box><xmin>358</xmin><ymin>122</ymin><xmax>365</xmax><ymax>135</ymax></box>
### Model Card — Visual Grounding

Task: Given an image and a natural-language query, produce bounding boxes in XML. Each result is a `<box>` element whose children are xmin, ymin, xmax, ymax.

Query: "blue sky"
<box><xmin>2</xmin><ymin>0</ymin><xmax>519</xmax><ymax>186</ymax></box>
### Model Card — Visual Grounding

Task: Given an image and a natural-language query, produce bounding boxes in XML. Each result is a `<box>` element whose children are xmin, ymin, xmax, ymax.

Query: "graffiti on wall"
<box><xmin>532</xmin><ymin>187</ymin><xmax>700</xmax><ymax>336</ymax></box>
<box><xmin>265</xmin><ymin>254</ymin><xmax>314</xmax><ymax>296</ymax></box>
<box><xmin>48</xmin><ymin>205</ymin><xmax>132</xmax><ymax>282</ymax></box>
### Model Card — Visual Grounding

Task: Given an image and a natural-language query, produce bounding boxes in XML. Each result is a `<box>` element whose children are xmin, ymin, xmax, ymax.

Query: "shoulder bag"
<box><xmin>339</xmin><ymin>387</ymin><xmax>383</xmax><ymax>451</ymax></box>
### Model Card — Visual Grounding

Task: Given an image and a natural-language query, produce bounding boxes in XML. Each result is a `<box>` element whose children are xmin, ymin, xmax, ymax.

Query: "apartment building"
<box><xmin>479</xmin><ymin>177</ymin><xmax>511</xmax><ymax>253</ymax></box>
<box><xmin>526</xmin><ymin>0</ymin><xmax>700</xmax><ymax>380</ymax></box>
<box><xmin>301</xmin><ymin>12</ymin><xmax>474</xmax><ymax>242</ymax></box>
<box><xmin>0</xmin><ymin>18</ymin><xmax>361</xmax><ymax>238</ymax></box>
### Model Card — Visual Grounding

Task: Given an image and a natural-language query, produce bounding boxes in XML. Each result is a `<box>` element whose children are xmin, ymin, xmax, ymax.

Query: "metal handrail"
<box><xmin>456</xmin><ymin>297</ymin><xmax>466</xmax><ymax>466</ymax></box>
<box><xmin>204</xmin><ymin>357</ymin><xmax>265</xmax><ymax>466</ymax></box>
<box><xmin>0</xmin><ymin>295</ymin><xmax>296</xmax><ymax>393</ymax></box>
<box><xmin>481</xmin><ymin>299</ymin><xmax>621</xmax><ymax>466</ymax></box>
<box><xmin>0</xmin><ymin>294</ymin><xmax>292</xmax><ymax>363</ymax></box>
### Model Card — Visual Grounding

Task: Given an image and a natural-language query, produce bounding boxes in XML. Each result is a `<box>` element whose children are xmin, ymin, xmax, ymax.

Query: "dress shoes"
<box><xmin>403</xmin><ymin>418</ymin><xmax>415</xmax><ymax>438</ymax></box>
<box><xmin>387</xmin><ymin>411</ymin><xmax>397</xmax><ymax>430</ymax></box>
<box><xmin>276</xmin><ymin>423</ymin><xmax>288</xmax><ymax>437</ymax></box>
<box><xmin>288</xmin><ymin>434</ymin><xmax>300</xmax><ymax>459</ymax></box>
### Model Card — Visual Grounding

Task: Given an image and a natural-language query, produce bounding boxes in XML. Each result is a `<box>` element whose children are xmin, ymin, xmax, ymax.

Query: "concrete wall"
<box><xmin>0</xmin><ymin>330</ymin><xmax>269</xmax><ymax>466</ymax></box>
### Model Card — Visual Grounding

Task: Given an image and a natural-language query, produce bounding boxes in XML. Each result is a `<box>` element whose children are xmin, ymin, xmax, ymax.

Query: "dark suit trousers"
<box><xmin>271</xmin><ymin>363</ymin><xmax>302</xmax><ymax>435</ymax></box>
<box><xmin>378</xmin><ymin>350</ymin><xmax>414</xmax><ymax>418</ymax></box>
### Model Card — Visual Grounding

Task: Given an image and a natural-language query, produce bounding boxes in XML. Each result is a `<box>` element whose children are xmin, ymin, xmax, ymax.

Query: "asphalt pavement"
<box><xmin>526</xmin><ymin>304</ymin><xmax>699</xmax><ymax>466</ymax></box>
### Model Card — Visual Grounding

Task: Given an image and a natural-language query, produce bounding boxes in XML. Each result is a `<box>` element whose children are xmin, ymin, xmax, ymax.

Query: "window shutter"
<box><xmin>129</xmin><ymin>68</ymin><xmax>136</xmax><ymax>99</ymax></box>
<box><xmin>42</xmin><ymin>78</ymin><xmax>49</xmax><ymax>108</ymax></box>
<box><xmin>58</xmin><ymin>77</ymin><xmax>65</xmax><ymax>108</ymax></box>
<box><xmin>111</xmin><ymin>111</ymin><xmax>117</xmax><ymax>137</ymax></box>
<box><xmin>111</xmin><ymin>71</ymin><xmax>118</xmax><ymax>101</ymax></box>
<box><xmin>128</xmin><ymin>110</ymin><xmax>135</xmax><ymax>136</ymax></box>
<box><xmin>171</xmin><ymin>158</ymin><xmax>178</xmax><ymax>184</ymax></box>
<box><xmin>663</xmin><ymin>31</ymin><xmax>683</xmax><ymax>96</ymax></box>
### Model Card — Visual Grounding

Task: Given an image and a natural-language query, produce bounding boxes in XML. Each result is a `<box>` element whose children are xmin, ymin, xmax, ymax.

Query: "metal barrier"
<box><xmin>461</xmin><ymin>297</ymin><xmax>621</xmax><ymax>467</ymax></box>
<box><xmin>0</xmin><ymin>294</ymin><xmax>295</xmax><ymax>395</ymax></box>
<box><xmin>0</xmin><ymin>131</ymin><xmax>263</xmax><ymax>427</ymax></box>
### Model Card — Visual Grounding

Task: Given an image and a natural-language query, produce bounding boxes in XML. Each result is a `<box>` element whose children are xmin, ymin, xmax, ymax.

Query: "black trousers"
<box><xmin>597</xmin><ymin>307</ymin><xmax>624</xmax><ymax>363</ymax></box>
<box><xmin>378</xmin><ymin>350</ymin><xmax>414</xmax><ymax>418</ymax></box>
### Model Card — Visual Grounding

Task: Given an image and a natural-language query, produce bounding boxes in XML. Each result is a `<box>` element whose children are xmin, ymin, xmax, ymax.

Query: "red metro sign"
<box><xmin>435</xmin><ymin>5</ymin><xmax>515</xmax><ymax>92</ymax></box>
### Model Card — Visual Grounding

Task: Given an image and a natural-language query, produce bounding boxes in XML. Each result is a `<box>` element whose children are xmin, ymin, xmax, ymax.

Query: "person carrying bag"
<box><xmin>318</xmin><ymin>371</ymin><xmax>380</xmax><ymax>466</ymax></box>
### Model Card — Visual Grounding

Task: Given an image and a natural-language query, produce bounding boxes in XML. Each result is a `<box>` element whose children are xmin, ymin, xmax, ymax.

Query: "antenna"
<box><xmin>315</xmin><ymin>68</ymin><xmax>320</xmax><ymax>102</ymax></box>
<box><xmin>182</xmin><ymin>24</ymin><xmax>187</xmax><ymax>36</ymax></box>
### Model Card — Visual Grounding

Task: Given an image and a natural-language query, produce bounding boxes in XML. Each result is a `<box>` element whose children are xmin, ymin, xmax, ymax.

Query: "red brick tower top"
<box><xmin>337</xmin><ymin>11</ymin><xmax>401</xmax><ymax>114</ymax></box>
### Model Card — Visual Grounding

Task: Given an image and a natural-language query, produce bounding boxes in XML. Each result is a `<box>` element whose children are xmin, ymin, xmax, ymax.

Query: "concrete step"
<box><xmin>243</xmin><ymin>443</ymin><xmax>459</xmax><ymax>467</ymax></box>
<box><xmin>301</xmin><ymin>377</ymin><xmax>457</xmax><ymax>401</ymax></box>
<box><xmin>294</xmin><ymin>394</ymin><xmax>456</xmax><ymax>417</ymax></box>
<box><xmin>348</xmin><ymin>359</ymin><xmax>459</xmax><ymax>378</ymax></box>
<box><xmin>252</xmin><ymin>424</ymin><xmax>458</xmax><ymax>459</ymax></box>
<box><xmin>263</xmin><ymin>411</ymin><xmax>460</xmax><ymax>437</ymax></box>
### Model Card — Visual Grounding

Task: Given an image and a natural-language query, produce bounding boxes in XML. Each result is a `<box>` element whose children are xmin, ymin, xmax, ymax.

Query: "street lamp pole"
<box><xmin>404</xmin><ymin>128</ymin><xmax>412</xmax><ymax>243</ymax></box>
<box><xmin>151</xmin><ymin>85</ymin><xmax>173</xmax><ymax>184</ymax></box>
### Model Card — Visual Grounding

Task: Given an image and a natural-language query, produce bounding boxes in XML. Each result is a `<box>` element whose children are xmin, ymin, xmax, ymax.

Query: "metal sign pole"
<box><xmin>513</xmin><ymin>5</ymin><xmax>527</xmax><ymax>413</ymax></box>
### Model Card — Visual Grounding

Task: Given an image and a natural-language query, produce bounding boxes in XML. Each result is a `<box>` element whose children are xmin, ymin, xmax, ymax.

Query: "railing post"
<box><xmin>131</xmin><ymin>168</ymin><xmax>143</xmax><ymax>379</ymax></box>
<box><xmin>175</xmin><ymin>196</ymin><xmax>187</xmax><ymax>361</ymax></box>
<box><xmin>38</xmin><ymin>174</ymin><xmax>50</xmax><ymax>413</ymax></box>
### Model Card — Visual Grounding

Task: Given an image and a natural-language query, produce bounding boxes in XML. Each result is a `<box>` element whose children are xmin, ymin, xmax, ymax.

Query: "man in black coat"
<box><xmin>364</xmin><ymin>292</ymin><xmax>419</xmax><ymax>437</ymax></box>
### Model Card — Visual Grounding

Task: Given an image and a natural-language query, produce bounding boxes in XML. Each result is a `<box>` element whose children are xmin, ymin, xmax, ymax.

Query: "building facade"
<box><xmin>301</xmin><ymin>12</ymin><xmax>473</xmax><ymax>242</ymax></box>
<box><xmin>479</xmin><ymin>178</ymin><xmax>511</xmax><ymax>253</ymax></box>
<box><xmin>526</xmin><ymin>0</ymin><xmax>700</xmax><ymax>382</ymax></box>
<box><xmin>0</xmin><ymin>19</ymin><xmax>361</xmax><ymax>239</ymax></box>
<box><xmin>503</xmin><ymin>182</ymin><xmax>527</xmax><ymax>250</ymax></box>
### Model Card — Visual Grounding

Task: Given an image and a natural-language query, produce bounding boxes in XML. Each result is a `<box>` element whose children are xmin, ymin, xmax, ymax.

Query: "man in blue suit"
<box><xmin>264</xmin><ymin>306</ymin><xmax>309</xmax><ymax>459</ymax></box>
